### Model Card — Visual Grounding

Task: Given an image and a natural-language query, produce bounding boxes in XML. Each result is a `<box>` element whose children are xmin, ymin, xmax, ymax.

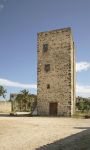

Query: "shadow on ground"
<box><xmin>0</xmin><ymin>113</ymin><xmax>11</xmax><ymax>117</ymax></box>
<box><xmin>36</xmin><ymin>127</ymin><xmax>90</xmax><ymax>150</ymax></box>
<box><xmin>0</xmin><ymin>113</ymin><xmax>31</xmax><ymax>117</ymax></box>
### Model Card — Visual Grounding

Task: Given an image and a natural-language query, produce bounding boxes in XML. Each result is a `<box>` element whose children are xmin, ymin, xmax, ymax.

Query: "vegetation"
<box><xmin>0</xmin><ymin>85</ymin><xmax>7</xmax><ymax>98</ymax></box>
<box><xmin>12</xmin><ymin>89</ymin><xmax>37</xmax><ymax>113</ymax></box>
<box><xmin>76</xmin><ymin>96</ymin><xmax>90</xmax><ymax>118</ymax></box>
<box><xmin>76</xmin><ymin>100</ymin><xmax>90</xmax><ymax>112</ymax></box>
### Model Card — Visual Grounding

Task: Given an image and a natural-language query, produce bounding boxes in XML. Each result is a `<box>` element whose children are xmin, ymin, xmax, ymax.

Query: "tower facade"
<box><xmin>37</xmin><ymin>28</ymin><xmax>75</xmax><ymax>116</ymax></box>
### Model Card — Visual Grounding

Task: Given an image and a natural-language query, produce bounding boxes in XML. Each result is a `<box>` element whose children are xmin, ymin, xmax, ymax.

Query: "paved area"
<box><xmin>0</xmin><ymin>117</ymin><xmax>90</xmax><ymax>150</ymax></box>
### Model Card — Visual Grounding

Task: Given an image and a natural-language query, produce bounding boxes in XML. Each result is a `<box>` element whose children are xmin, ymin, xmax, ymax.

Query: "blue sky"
<box><xmin>0</xmin><ymin>0</ymin><xmax>90</xmax><ymax>99</ymax></box>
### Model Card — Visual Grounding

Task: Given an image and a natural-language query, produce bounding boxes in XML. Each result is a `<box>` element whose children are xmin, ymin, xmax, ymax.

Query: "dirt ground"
<box><xmin>0</xmin><ymin>117</ymin><xmax>90</xmax><ymax>150</ymax></box>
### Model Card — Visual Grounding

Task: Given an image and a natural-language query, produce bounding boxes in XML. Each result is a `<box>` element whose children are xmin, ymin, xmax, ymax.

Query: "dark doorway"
<box><xmin>49</xmin><ymin>102</ymin><xmax>58</xmax><ymax>116</ymax></box>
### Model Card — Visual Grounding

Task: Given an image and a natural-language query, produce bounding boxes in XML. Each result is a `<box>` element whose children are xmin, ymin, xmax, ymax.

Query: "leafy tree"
<box><xmin>84</xmin><ymin>101</ymin><xmax>90</xmax><ymax>112</ymax></box>
<box><xmin>14</xmin><ymin>89</ymin><xmax>35</xmax><ymax>112</ymax></box>
<box><xmin>76</xmin><ymin>100</ymin><xmax>90</xmax><ymax>112</ymax></box>
<box><xmin>0</xmin><ymin>86</ymin><xmax>7</xmax><ymax>98</ymax></box>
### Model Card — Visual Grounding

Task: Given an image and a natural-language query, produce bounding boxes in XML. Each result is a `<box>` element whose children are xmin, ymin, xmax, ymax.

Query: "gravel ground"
<box><xmin>0</xmin><ymin>117</ymin><xmax>90</xmax><ymax>150</ymax></box>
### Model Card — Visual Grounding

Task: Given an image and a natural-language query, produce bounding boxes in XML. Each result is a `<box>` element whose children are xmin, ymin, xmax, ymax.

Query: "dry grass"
<box><xmin>0</xmin><ymin>117</ymin><xmax>90</xmax><ymax>150</ymax></box>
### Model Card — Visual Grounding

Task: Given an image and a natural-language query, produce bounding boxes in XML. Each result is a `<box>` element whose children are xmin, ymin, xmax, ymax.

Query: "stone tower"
<box><xmin>37</xmin><ymin>27</ymin><xmax>75</xmax><ymax>116</ymax></box>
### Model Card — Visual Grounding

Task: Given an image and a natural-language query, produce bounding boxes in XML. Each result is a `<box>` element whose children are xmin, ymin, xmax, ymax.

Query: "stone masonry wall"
<box><xmin>37</xmin><ymin>28</ymin><xmax>75</xmax><ymax>116</ymax></box>
<box><xmin>0</xmin><ymin>101</ymin><xmax>11</xmax><ymax>113</ymax></box>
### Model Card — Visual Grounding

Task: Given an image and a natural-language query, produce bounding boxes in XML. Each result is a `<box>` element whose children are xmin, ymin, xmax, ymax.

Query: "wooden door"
<box><xmin>49</xmin><ymin>102</ymin><xmax>58</xmax><ymax>116</ymax></box>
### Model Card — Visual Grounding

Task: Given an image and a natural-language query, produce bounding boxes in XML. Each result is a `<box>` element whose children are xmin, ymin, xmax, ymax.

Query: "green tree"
<box><xmin>0</xmin><ymin>86</ymin><xmax>7</xmax><ymax>98</ymax></box>
<box><xmin>76</xmin><ymin>100</ymin><xmax>90</xmax><ymax>113</ymax></box>
<box><xmin>15</xmin><ymin>89</ymin><xmax>32</xmax><ymax>112</ymax></box>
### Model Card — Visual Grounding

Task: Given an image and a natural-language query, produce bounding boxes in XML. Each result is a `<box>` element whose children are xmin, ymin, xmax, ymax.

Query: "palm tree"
<box><xmin>15</xmin><ymin>89</ymin><xmax>32</xmax><ymax>112</ymax></box>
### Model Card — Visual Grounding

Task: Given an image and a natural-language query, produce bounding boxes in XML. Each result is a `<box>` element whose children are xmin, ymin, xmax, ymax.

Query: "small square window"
<box><xmin>43</xmin><ymin>44</ymin><xmax>48</xmax><ymax>52</ymax></box>
<box><xmin>44</xmin><ymin>64</ymin><xmax>50</xmax><ymax>72</ymax></box>
<box><xmin>47</xmin><ymin>84</ymin><xmax>50</xmax><ymax>89</ymax></box>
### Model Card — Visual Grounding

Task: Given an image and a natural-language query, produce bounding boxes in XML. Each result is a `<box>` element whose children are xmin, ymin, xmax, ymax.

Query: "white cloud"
<box><xmin>0</xmin><ymin>4</ymin><xmax>4</xmax><ymax>10</ymax></box>
<box><xmin>76</xmin><ymin>62</ymin><xmax>90</xmax><ymax>72</ymax></box>
<box><xmin>76</xmin><ymin>61</ymin><xmax>90</xmax><ymax>97</ymax></box>
<box><xmin>0</xmin><ymin>78</ymin><xmax>90</xmax><ymax>97</ymax></box>
<box><xmin>0</xmin><ymin>0</ymin><xmax>7</xmax><ymax>11</ymax></box>
<box><xmin>0</xmin><ymin>78</ymin><xmax>37</xmax><ymax>89</ymax></box>
<box><xmin>0</xmin><ymin>61</ymin><xmax>90</xmax><ymax>96</ymax></box>
<box><xmin>76</xmin><ymin>84</ymin><xmax>90</xmax><ymax>93</ymax></box>
<box><xmin>76</xmin><ymin>84</ymin><xmax>90</xmax><ymax>97</ymax></box>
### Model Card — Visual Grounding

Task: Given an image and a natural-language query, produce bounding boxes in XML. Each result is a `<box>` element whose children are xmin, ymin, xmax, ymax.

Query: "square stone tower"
<box><xmin>37</xmin><ymin>27</ymin><xmax>75</xmax><ymax>116</ymax></box>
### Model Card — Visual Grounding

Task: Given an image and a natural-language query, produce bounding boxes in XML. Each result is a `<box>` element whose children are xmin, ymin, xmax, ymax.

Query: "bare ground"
<box><xmin>0</xmin><ymin>117</ymin><xmax>90</xmax><ymax>150</ymax></box>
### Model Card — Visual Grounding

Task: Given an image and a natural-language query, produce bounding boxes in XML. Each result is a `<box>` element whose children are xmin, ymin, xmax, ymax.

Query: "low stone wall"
<box><xmin>0</xmin><ymin>101</ymin><xmax>11</xmax><ymax>113</ymax></box>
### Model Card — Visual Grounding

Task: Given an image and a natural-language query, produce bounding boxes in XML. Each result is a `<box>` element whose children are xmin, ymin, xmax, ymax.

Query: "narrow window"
<box><xmin>43</xmin><ymin>44</ymin><xmax>48</xmax><ymax>52</ymax></box>
<box><xmin>47</xmin><ymin>84</ymin><xmax>50</xmax><ymax>89</ymax></box>
<box><xmin>44</xmin><ymin>64</ymin><xmax>50</xmax><ymax>72</ymax></box>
